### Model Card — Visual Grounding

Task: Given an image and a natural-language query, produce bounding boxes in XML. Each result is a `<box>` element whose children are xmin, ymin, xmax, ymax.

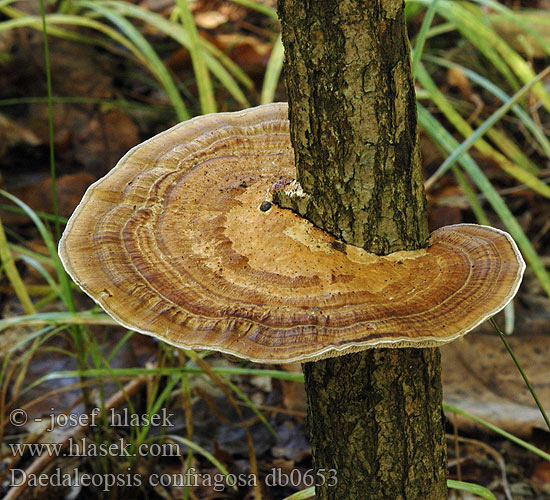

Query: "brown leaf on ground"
<box><xmin>211</xmin><ymin>33</ymin><xmax>273</xmax><ymax>69</ymax></box>
<box><xmin>1</xmin><ymin>35</ymin><xmax>141</xmax><ymax>178</ymax></box>
<box><xmin>1</xmin><ymin>172</ymin><xmax>95</xmax><ymax>225</ymax></box>
<box><xmin>420</xmin><ymin>131</ymin><xmax>444</xmax><ymax>169</ymax></box>
<box><xmin>492</xmin><ymin>13</ymin><xmax>550</xmax><ymax>58</ymax></box>
<box><xmin>195</xmin><ymin>10</ymin><xmax>229</xmax><ymax>29</ymax></box>
<box><xmin>531</xmin><ymin>461</ymin><xmax>550</xmax><ymax>494</ymax></box>
<box><xmin>279</xmin><ymin>363</ymin><xmax>307</xmax><ymax>416</ymax></box>
<box><xmin>442</xmin><ymin>330</ymin><xmax>550</xmax><ymax>436</ymax></box>
<box><xmin>73</xmin><ymin>109</ymin><xmax>139</xmax><ymax>177</ymax></box>
<box><xmin>139</xmin><ymin>0</ymin><xmax>173</xmax><ymax>12</ymax></box>
<box><xmin>0</xmin><ymin>114</ymin><xmax>40</xmax><ymax>157</ymax></box>
<box><xmin>426</xmin><ymin>179</ymin><xmax>465</xmax><ymax>231</ymax></box>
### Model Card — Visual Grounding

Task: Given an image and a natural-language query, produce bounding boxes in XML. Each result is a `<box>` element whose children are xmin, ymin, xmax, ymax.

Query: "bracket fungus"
<box><xmin>59</xmin><ymin>103</ymin><xmax>525</xmax><ymax>364</ymax></box>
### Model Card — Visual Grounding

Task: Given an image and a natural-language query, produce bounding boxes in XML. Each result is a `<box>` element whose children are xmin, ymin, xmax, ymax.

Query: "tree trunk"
<box><xmin>276</xmin><ymin>1</ymin><xmax>448</xmax><ymax>499</ymax></box>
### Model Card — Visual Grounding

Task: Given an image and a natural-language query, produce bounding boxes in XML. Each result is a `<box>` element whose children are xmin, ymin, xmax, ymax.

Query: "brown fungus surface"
<box><xmin>59</xmin><ymin>103</ymin><xmax>525</xmax><ymax>364</ymax></box>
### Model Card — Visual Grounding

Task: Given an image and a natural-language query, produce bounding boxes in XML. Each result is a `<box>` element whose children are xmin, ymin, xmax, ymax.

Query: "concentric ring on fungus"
<box><xmin>59</xmin><ymin>103</ymin><xmax>526</xmax><ymax>363</ymax></box>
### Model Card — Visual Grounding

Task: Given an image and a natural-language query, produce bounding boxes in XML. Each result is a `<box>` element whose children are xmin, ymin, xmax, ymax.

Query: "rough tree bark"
<box><xmin>275</xmin><ymin>1</ymin><xmax>448</xmax><ymax>499</ymax></box>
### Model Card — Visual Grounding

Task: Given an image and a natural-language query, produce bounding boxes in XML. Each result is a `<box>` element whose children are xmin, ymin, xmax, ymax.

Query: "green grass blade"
<box><xmin>283</xmin><ymin>485</ymin><xmax>494</xmax><ymax>500</ymax></box>
<box><xmin>490</xmin><ymin>318</ymin><xmax>550</xmax><ymax>432</ymax></box>
<box><xmin>423</xmin><ymin>21</ymin><xmax>455</xmax><ymax>40</ymax></box>
<box><xmin>483</xmin><ymin>126</ymin><xmax>540</xmax><ymax>175</ymax></box>
<box><xmin>0</xmin><ymin>203</ymin><xmax>69</xmax><ymax>223</ymax></box>
<box><xmin>416</xmin><ymin>63</ymin><xmax>550</xmax><ymax>197</ymax></box>
<box><xmin>443</xmin><ymin>402</ymin><xmax>550</xmax><ymax>461</ymax></box>
<box><xmin>77</xmin><ymin>1</ymin><xmax>189</xmax><ymax>120</ymax></box>
<box><xmin>0</xmin><ymin>310</ymin><xmax>117</xmax><ymax>331</ymax></box>
<box><xmin>261</xmin><ymin>34</ymin><xmax>284</xmax><ymax>104</ymax></box>
<box><xmin>24</xmin><ymin>354</ymin><xmax>550</xmax><ymax>458</ymax></box>
<box><xmin>224</xmin><ymin>377</ymin><xmax>277</xmax><ymax>439</ymax></box>
<box><xmin>418</xmin><ymin>0</ymin><xmax>519</xmax><ymax>90</ymax></box>
<box><xmin>166</xmin><ymin>435</ymin><xmax>237</xmax><ymax>490</ymax></box>
<box><xmin>478</xmin><ymin>0</ymin><xmax>550</xmax><ymax>57</ymax></box>
<box><xmin>424</xmin><ymin>55</ymin><xmax>550</xmax><ymax>163</ymax></box>
<box><xmin>447</xmin><ymin>480</ymin><xmax>497</xmax><ymax>500</ymax></box>
<box><xmin>26</xmin><ymin>367</ymin><xmax>304</xmax><ymax>391</ymax></box>
<box><xmin>411</xmin><ymin>0</ymin><xmax>441</xmax><ymax>75</ymax></box>
<box><xmin>229</xmin><ymin>0</ymin><xmax>278</xmax><ymax>20</ymax></box>
<box><xmin>0</xmin><ymin>218</ymin><xmax>35</xmax><ymax>314</ymax></box>
<box><xmin>503</xmin><ymin>301</ymin><xmax>515</xmax><ymax>335</ymax></box>
<box><xmin>441</xmin><ymin>1</ymin><xmax>550</xmax><ymax>111</ymax></box>
<box><xmin>17</xmin><ymin>254</ymin><xmax>62</xmax><ymax>298</ymax></box>
<box><xmin>39</xmin><ymin>0</ymin><xmax>60</xmax><ymax>243</ymax></box>
<box><xmin>0</xmin><ymin>11</ymin><xmax>149</xmax><ymax>60</ymax></box>
<box><xmin>10</xmin><ymin>242</ymin><xmax>57</xmax><ymax>267</ymax></box>
<box><xmin>106</xmin><ymin>330</ymin><xmax>135</xmax><ymax>364</ymax></box>
<box><xmin>4</xmin><ymin>325</ymin><xmax>58</xmax><ymax>354</ymax></box>
<box><xmin>0</xmin><ymin>97</ymin><xmax>172</xmax><ymax>116</ymax></box>
<box><xmin>0</xmin><ymin>14</ymin><xmax>92</xmax><ymax>46</ymax></box>
<box><xmin>451</xmin><ymin>167</ymin><xmax>490</xmax><ymax>225</ymax></box>
<box><xmin>174</xmin><ymin>0</ymin><xmax>216</xmax><ymax>114</ymax></box>
<box><xmin>99</xmin><ymin>0</ymin><xmax>252</xmax><ymax>104</ymax></box>
<box><xmin>281</xmin><ymin>488</ymin><xmax>315</xmax><ymax>500</ymax></box>
<box><xmin>134</xmin><ymin>374</ymin><xmax>180</xmax><ymax>447</ymax></box>
<box><xmin>0</xmin><ymin>190</ymin><xmax>77</xmax><ymax>309</ymax></box>
<box><xmin>426</xmin><ymin>67</ymin><xmax>550</xmax><ymax>188</ymax></box>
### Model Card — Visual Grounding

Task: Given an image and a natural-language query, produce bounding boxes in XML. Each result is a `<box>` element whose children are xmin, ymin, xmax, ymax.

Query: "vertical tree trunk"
<box><xmin>276</xmin><ymin>1</ymin><xmax>448</xmax><ymax>499</ymax></box>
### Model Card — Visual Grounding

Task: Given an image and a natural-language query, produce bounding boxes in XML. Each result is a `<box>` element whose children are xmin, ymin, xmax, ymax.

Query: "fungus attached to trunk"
<box><xmin>59</xmin><ymin>103</ymin><xmax>525</xmax><ymax>365</ymax></box>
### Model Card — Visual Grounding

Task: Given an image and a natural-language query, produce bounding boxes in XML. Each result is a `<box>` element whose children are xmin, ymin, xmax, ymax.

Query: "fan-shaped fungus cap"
<box><xmin>59</xmin><ymin>103</ymin><xmax>525</xmax><ymax>364</ymax></box>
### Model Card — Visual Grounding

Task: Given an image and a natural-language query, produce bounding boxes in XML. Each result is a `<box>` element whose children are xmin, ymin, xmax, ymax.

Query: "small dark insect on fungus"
<box><xmin>59</xmin><ymin>103</ymin><xmax>525</xmax><ymax>364</ymax></box>
<box><xmin>259</xmin><ymin>201</ymin><xmax>272</xmax><ymax>212</ymax></box>
<box><xmin>331</xmin><ymin>241</ymin><xmax>347</xmax><ymax>254</ymax></box>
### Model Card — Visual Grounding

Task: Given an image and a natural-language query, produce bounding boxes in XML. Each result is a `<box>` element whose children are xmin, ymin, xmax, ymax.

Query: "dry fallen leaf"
<box><xmin>279</xmin><ymin>363</ymin><xmax>307</xmax><ymax>415</ymax></box>
<box><xmin>195</xmin><ymin>10</ymin><xmax>228</xmax><ymax>29</ymax></box>
<box><xmin>442</xmin><ymin>331</ymin><xmax>550</xmax><ymax>436</ymax></box>
<box><xmin>2</xmin><ymin>172</ymin><xmax>95</xmax><ymax>225</ymax></box>
<box><xmin>447</xmin><ymin>66</ymin><xmax>473</xmax><ymax>100</ymax></box>
<box><xmin>530</xmin><ymin>461</ymin><xmax>550</xmax><ymax>494</ymax></box>
<box><xmin>212</xmin><ymin>33</ymin><xmax>273</xmax><ymax>69</ymax></box>
<box><xmin>0</xmin><ymin>114</ymin><xmax>40</xmax><ymax>156</ymax></box>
